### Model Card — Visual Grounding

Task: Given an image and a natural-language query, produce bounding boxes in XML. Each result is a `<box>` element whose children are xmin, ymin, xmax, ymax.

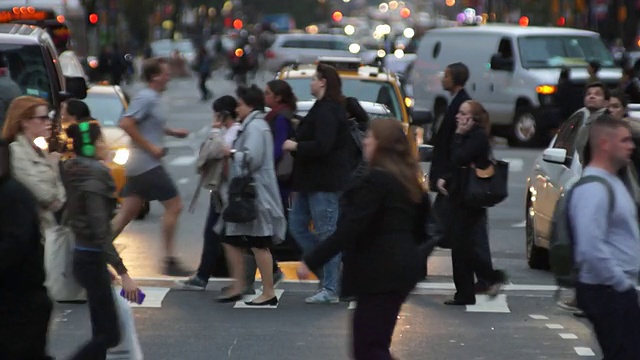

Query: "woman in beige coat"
<box><xmin>1</xmin><ymin>96</ymin><xmax>65</xmax><ymax>233</ymax></box>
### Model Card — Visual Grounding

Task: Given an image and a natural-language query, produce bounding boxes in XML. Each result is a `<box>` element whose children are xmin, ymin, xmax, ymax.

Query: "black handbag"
<box><xmin>222</xmin><ymin>152</ymin><xmax>258</xmax><ymax>223</ymax></box>
<box><xmin>461</xmin><ymin>158</ymin><xmax>509</xmax><ymax>208</ymax></box>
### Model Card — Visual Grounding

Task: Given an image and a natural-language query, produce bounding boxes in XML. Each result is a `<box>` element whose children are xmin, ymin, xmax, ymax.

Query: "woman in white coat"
<box><xmin>216</xmin><ymin>85</ymin><xmax>286</xmax><ymax>306</ymax></box>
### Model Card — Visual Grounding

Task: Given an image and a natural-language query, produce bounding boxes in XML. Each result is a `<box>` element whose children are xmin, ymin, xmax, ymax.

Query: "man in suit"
<box><xmin>429</xmin><ymin>62</ymin><xmax>493</xmax><ymax>292</ymax></box>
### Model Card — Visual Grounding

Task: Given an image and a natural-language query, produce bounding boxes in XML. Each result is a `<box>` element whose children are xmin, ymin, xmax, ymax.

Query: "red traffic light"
<box><xmin>400</xmin><ymin>8</ymin><xmax>411</xmax><ymax>18</ymax></box>
<box><xmin>519</xmin><ymin>16</ymin><xmax>529</xmax><ymax>27</ymax></box>
<box><xmin>332</xmin><ymin>11</ymin><xmax>343</xmax><ymax>22</ymax></box>
<box><xmin>88</xmin><ymin>13</ymin><xmax>98</xmax><ymax>24</ymax></box>
<box><xmin>232</xmin><ymin>19</ymin><xmax>243</xmax><ymax>30</ymax></box>
<box><xmin>556</xmin><ymin>16</ymin><xmax>566</xmax><ymax>26</ymax></box>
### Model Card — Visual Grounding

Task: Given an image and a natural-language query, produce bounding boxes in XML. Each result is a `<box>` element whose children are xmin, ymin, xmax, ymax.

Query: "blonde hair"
<box><xmin>1</xmin><ymin>96</ymin><xmax>49</xmax><ymax>143</ymax></box>
<box><xmin>464</xmin><ymin>100</ymin><xmax>491</xmax><ymax>135</ymax></box>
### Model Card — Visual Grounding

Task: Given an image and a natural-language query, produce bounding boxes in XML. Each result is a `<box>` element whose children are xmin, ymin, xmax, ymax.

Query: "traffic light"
<box><xmin>400</xmin><ymin>8</ymin><xmax>411</xmax><ymax>18</ymax></box>
<box><xmin>233</xmin><ymin>19</ymin><xmax>243</xmax><ymax>30</ymax></box>
<box><xmin>556</xmin><ymin>16</ymin><xmax>566</xmax><ymax>26</ymax></box>
<box><xmin>332</xmin><ymin>11</ymin><xmax>343</xmax><ymax>22</ymax></box>
<box><xmin>88</xmin><ymin>13</ymin><xmax>98</xmax><ymax>25</ymax></box>
<box><xmin>519</xmin><ymin>16</ymin><xmax>529</xmax><ymax>27</ymax></box>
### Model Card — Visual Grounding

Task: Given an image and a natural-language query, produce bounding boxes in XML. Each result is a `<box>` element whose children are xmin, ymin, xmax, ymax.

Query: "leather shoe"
<box><xmin>244</xmin><ymin>296</ymin><xmax>278</xmax><ymax>306</ymax></box>
<box><xmin>444</xmin><ymin>299</ymin><xmax>475</xmax><ymax>306</ymax></box>
<box><xmin>216</xmin><ymin>293</ymin><xmax>243</xmax><ymax>303</ymax></box>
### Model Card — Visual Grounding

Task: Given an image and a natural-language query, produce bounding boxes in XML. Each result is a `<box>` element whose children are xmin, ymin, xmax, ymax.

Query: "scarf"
<box><xmin>265</xmin><ymin>104</ymin><xmax>292</xmax><ymax>123</ymax></box>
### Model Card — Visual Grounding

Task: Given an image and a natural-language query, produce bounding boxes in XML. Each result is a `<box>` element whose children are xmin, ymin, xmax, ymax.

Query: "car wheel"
<box><xmin>526</xmin><ymin>195</ymin><xmax>549</xmax><ymax>270</ymax></box>
<box><xmin>135</xmin><ymin>201</ymin><xmax>150</xmax><ymax>220</ymax></box>
<box><xmin>509</xmin><ymin>106</ymin><xmax>544</xmax><ymax>148</ymax></box>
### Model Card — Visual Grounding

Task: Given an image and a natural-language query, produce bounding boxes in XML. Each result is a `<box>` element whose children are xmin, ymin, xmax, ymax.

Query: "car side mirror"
<box><xmin>542</xmin><ymin>148</ymin><xmax>567</xmax><ymax>164</ymax></box>
<box><xmin>490</xmin><ymin>54</ymin><xmax>514</xmax><ymax>72</ymax></box>
<box><xmin>61</xmin><ymin>76</ymin><xmax>87</xmax><ymax>100</ymax></box>
<box><xmin>418</xmin><ymin>144</ymin><xmax>433</xmax><ymax>162</ymax></box>
<box><xmin>411</xmin><ymin>110</ymin><xmax>433</xmax><ymax>126</ymax></box>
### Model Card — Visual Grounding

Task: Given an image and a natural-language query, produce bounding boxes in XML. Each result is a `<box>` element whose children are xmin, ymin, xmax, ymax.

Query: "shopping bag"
<box><xmin>43</xmin><ymin>225</ymin><xmax>86</xmax><ymax>302</ymax></box>
<box><xmin>107</xmin><ymin>289</ymin><xmax>144</xmax><ymax>360</ymax></box>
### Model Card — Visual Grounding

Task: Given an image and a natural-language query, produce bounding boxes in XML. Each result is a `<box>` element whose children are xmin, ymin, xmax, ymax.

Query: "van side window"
<box><xmin>497</xmin><ymin>38</ymin><xmax>513</xmax><ymax>59</ymax></box>
<box><xmin>432</xmin><ymin>42</ymin><xmax>441</xmax><ymax>59</ymax></box>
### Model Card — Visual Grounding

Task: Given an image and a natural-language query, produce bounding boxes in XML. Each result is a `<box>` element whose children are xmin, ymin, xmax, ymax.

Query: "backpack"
<box><xmin>549</xmin><ymin>175</ymin><xmax>614</xmax><ymax>289</ymax></box>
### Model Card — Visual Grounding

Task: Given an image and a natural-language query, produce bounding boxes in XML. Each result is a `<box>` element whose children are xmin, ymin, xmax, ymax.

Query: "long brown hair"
<box><xmin>368</xmin><ymin>119</ymin><xmax>424</xmax><ymax>202</ymax></box>
<box><xmin>316</xmin><ymin>63</ymin><xmax>345</xmax><ymax>105</ymax></box>
<box><xmin>464</xmin><ymin>100</ymin><xmax>491</xmax><ymax>135</ymax></box>
<box><xmin>1</xmin><ymin>96</ymin><xmax>49</xmax><ymax>143</ymax></box>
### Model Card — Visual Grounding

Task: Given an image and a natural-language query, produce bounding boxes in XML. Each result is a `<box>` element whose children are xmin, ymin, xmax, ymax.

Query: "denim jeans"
<box><xmin>289</xmin><ymin>191</ymin><xmax>341</xmax><ymax>294</ymax></box>
<box><xmin>71</xmin><ymin>250</ymin><xmax>120</xmax><ymax>360</ymax></box>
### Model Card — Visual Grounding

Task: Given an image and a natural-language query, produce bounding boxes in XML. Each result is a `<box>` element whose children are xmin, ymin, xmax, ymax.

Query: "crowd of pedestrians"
<box><xmin>1</xmin><ymin>53</ymin><xmax>639</xmax><ymax>360</ymax></box>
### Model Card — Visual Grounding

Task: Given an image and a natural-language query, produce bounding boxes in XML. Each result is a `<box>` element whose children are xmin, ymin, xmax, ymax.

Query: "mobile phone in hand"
<box><xmin>120</xmin><ymin>288</ymin><xmax>146</xmax><ymax>305</ymax></box>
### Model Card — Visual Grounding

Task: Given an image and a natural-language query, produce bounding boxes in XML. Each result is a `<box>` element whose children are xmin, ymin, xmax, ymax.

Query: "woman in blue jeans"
<box><xmin>283</xmin><ymin>63</ymin><xmax>351</xmax><ymax>304</ymax></box>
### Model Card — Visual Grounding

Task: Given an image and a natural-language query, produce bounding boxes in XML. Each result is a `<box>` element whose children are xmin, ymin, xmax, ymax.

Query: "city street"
<box><xmin>49</xmin><ymin>72</ymin><xmax>602</xmax><ymax>359</ymax></box>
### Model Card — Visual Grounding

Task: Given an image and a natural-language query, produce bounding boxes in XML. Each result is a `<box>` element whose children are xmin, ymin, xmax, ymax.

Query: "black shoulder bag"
<box><xmin>461</xmin><ymin>150</ymin><xmax>509</xmax><ymax>208</ymax></box>
<box><xmin>223</xmin><ymin>117</ymin><xmax>258</xmax><ymax>223</ymax></box>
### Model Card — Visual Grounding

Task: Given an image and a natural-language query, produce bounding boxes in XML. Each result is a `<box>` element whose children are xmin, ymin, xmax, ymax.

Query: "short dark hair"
<box><xmin>609</xmin><ymin>89</ymin><xmax>629</xmax><ymax>107</ymax></box>
<box><xmin>446</xmin><ymin>62</ymin><xmax>470</xmax><ymax>87</ymax></box>
<box><xmin>141</xmin><ymin>57</ymin><xmax>169</xmax><ymax>82</ymax></box>
<box><xmin>65</xmin><ymin>121</ymin><xmax>102</xmax><ymax>158</ymax></box>
<box><xmin>316</xmin><ymin>63</ymin><xmax>344</xmax><ymax>104</ymax></box>
<box><xmin>266</xmin><ymin>80</ymin><xmax>297</xmax><ymax>111</ymax></box>
<box><xmin>66</xmin><ymin>99</ymin><xmax>92</xmax><ymax>121</ymax></box>
<box><xmin>589</xmin><ymin>60</ymin><xmax>601</xmax><ymax>72</ymax></box>
<box><xmin>212</xmin><ymin>95</ymin><xmax>238</xmax><ymax>119</ymax></box>
<box><xmin>585</xmin><ymin>82</ymin><xmax>610</xmax><ymax>100</ymax></box>
<box><xmin>236</xmin><ymin>85</ymin><xmax>265</xmax><ymax>111</ymax></box>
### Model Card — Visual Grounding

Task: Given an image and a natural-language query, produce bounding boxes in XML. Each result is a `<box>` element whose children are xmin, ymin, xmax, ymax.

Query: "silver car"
<box><xmin>264</xmin><ymin>34</ymin><xmax>359</xmax><ymax>72</ymax></box>
<box><xmin>526</xmin><ymin>106</ymin><xmax>640</xmax><ymax>269</ymax></box>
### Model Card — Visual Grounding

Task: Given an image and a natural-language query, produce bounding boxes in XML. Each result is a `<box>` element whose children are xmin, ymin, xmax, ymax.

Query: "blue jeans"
<box><xmin>289</xmin><ymin>191</ymin><xmax>341</xmax><ymax>294</ymax></box>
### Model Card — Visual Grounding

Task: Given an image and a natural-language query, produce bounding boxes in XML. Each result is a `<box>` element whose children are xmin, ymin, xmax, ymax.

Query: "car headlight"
<box><xmin>112</xmin><ymin>148</ymin><xmax>129</xmax><ymax>165</ymax></box>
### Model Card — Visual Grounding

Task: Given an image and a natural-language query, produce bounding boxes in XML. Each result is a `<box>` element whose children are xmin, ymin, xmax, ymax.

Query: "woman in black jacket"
<box><xmin>442</xmin><ymin>100</ymin><xmax>506</xmax><ymax>306</ymax></box>
<box><xmin>283</xmin><ymin>63</ymin><xmax>351</xmax><ymax>304</ymax></box>
<box><xmin>64</xmin><ymin>121</ymin><xmax>140</xmax><ymax>359</ymax></box>
<box><xmin>297</xmin><ymin>119</ymin><xmax>428</xmax><ymax>359</ymax></box>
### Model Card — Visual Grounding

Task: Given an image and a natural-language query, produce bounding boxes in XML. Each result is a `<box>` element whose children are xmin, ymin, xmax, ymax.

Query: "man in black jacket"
<box><xmin>429</xmin><ymin>62</ymin><xmax>493</xmax><ymax>292</ymax></box>
<box><xmin>0</xmin><ymin>138</ymin><xmax>54</xmax><ymax>360</ymax></box>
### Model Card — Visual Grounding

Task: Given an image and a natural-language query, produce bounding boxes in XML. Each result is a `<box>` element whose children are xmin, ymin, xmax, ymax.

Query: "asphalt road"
<box><xmin>47</xmin><ymin>72</ymin><xmax>603</xmax><ymax>359</ymax></box>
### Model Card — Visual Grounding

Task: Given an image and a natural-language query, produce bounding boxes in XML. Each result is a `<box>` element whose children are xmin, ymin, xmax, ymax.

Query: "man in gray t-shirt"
<box><xmin>111</xmin><ymin>58</ymin><xmax>191</xmax><ymax>276</ymax></box>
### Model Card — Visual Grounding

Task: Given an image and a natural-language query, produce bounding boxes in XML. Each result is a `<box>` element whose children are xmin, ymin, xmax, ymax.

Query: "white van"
<box><xmin>411</xmin><ymin>24</ymin><xmax>621</xmax><ymax>146</ymax></box>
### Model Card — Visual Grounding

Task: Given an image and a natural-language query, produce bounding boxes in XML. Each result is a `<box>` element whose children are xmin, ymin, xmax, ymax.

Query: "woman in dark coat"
<box><xmin>442</xmin><ymin>100</ymin><xmax>506</xmax><ymax>306</ymax></box>
<box><xmin>297</xmin><ymin>119</ymin><xmax>428</xmax><ymax>359</ymax></box>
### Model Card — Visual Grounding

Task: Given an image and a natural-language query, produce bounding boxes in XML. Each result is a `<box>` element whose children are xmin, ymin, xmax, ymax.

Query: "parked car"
<box><xmin>264</xmin><ymin>33</ymin><xmax>360</xmax><ymax>72</ymax></box>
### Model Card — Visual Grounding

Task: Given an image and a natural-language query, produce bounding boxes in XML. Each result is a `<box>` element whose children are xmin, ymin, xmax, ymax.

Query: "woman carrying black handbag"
<box><xmin>440</xmin><ymin>100</ymin><xmax>507</xmax><ymax>306</ymax></box>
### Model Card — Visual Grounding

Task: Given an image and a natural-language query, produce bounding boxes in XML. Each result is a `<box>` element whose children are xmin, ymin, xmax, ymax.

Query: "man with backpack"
<box><xmin>566</xmin><ymin>115</ymin><xmax>640</xmax><ymax>358</ymax></box>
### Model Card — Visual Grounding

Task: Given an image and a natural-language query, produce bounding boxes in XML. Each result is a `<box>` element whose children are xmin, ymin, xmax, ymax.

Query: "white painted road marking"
<box><xmin>348</xmin><ymin>301</ymin><xmax>357</xmax><ymax>310</ymax></box>
<box><xmin>113</xmin><ymin>286</ymin><xmax>170</xmax><ymax>308</ymax></box>
<box><xmin>559</xmin><ymin>333</ymin><xmax>578</xmax><ymax>339</ymax></box>
<box><xmin>168</xmin><ymin>155</ymin><xmax>196</xmax><ymax>167</ymax></box>
<box><xmin>466</xmin><ymin>294</ymin><xmax>510</xmax><ymax>313</ymax></box>
<box><xmin>574</xmin><ymin>347</ymin><xmax>596</xmax><ymax>356</ymax></box>
<box><xmin>545</xmin><ymin>324</ymin><xmax>564</xmax><ymax>329</ymax></box>
<box><xmin>177</xmin><ymin>177</ymin><xmax>190</xmax><ymax>185</ymax></box>
<box><xmin>528</xmin><ymin>314</ymin><xmax>549</xmax><ymax>320</ymax></box>
<box><xmin>233</xmin><ymin>289</ymin><xmax>284</xmax><ymax>309</ymax></box>
<box><xmin>511</xmin><ymin>220</ymin><xmax>526</xmax><ymax>228</ymax></box>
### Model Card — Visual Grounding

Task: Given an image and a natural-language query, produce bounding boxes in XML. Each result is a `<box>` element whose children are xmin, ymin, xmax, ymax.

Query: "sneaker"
<box><xmin>221</xmin><ymin>285</ymin><xmax>256</xmax><ymax>296</ymax></box>
<box><xmin>175</xmin><ymin>275</ymin><xmax>207</xmax><ymax>291</ymax></box>
<box><xmin>164</xmin><ymin>257</ymin><xmax>193</xmax><ymax>277</ymax></box>
<box><xmin>305</xmin><ymin>289</ymin><xmax>339</xmax><ymax>304</ymax></box>
<box><xmin>557</xmin><ymin>299</ymin><xmax>580</xmax><ymax>312</ymax></box>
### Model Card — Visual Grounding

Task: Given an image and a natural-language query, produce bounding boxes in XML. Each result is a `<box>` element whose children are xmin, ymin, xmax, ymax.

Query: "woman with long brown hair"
<box><xmin>442</xmin><ymin>100</ymin><xmax>506</xmax><ymax>306</ymax></box>
<box><xmin>1</xmin><ymin>96</ymin><xmax>65</xmax><ymax>236</ymax></box>
<box><xmin>297</xmin><ymin>118</ymin><xmax>428</xmax><ymax>359</ymax></box>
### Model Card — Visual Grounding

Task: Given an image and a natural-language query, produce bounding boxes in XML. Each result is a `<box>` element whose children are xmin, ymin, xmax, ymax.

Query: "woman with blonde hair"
<box><xmin>441</xmin><ymin>100</ymin><xmax>506</xmax><ymax>306</ymax></box>
<box><xmin>1</xmin><ymin>95</ymin><xmax>65</xmax><ymax>234</ymax></box>
<box><xmin>297</xmin><ymin>118</ymin><xmax>428</xmax><ymax>359</ymax></box>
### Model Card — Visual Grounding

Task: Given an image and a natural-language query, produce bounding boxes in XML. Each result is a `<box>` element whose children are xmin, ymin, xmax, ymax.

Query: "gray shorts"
<box><xmin>120</xmin><ymin>166</ymin><xmax>178</xmax><ymax>202</ymax></box>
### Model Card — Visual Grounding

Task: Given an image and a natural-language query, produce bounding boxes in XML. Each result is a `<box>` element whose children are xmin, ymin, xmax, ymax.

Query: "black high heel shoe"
<box><xmin>244</xmin><ymin>296</ymin><xmax>278</xmax><ymax>306</ymax></box>
<box><xmin>216</xmin><ymin>293</ymin><xmax>243</xmax><ymax>303</ymax></box>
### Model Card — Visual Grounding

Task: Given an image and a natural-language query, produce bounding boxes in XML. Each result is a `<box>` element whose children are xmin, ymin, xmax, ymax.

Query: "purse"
<box><xmin>222</xmin><ymin>152</ymin><xmax>258</xmax><ymax>223</ymax></box>
<box><xmin>461</xmin><ymin>153</ymin><xmax>509</xmax><ymax>208</ymax></box>
<box><xmin>276</xmin><ymin>152</ymin><xmax>294</xmax><ymax>181</ymax></box>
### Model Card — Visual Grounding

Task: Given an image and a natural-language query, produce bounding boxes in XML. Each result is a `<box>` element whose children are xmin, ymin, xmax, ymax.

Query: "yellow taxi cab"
<box><xmin>276</xmin><ymin>56</ymin><xmax>433</xmax><ymax>180</ymax></box>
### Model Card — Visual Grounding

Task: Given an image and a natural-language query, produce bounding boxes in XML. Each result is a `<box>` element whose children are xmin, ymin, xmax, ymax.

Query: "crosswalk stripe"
<box><xmin>574</xmin><ymin>347</ymin><xmax>596</xmax><ymax>356</ymax></box>
<box><xmin>112</xmin><ymin>286</ymin><xmax>170</xmax><ymax>308</ymax></box>
<box><xmin>465</xmin><ymin>294</ymin><xmax>510</xmax><ymax>313</ymax></box>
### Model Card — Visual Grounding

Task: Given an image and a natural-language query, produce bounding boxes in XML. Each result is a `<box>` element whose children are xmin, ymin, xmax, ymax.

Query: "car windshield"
<box><xmin>285</xmin><ymin>78</ymin><xmax>402</xmax><ymax>119</ymax></box>
<box><xmin>83</xmin><ymin>92</ymin><xmax>124</xmax><ymax>127</ymax></box>
<box><xmin>0</xmin><ymin>43</ymin><xmax>54</xmax><ymax>126</ymax></box>
<box><xmin>151</xmin><ymin>40</ymin><xmax>194</xmax><ymax>56</ymax></box>
<box><xmin>518</xmin><ymin>35</ymin><xmax>615</xmax><ymax>69</ymax></box>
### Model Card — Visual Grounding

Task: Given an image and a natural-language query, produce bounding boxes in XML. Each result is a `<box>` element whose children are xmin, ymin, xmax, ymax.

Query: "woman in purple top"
<box><xmin>264</xmin><ymin>80</ymin><xmax>296</xmax><ymax>202</ymax></box>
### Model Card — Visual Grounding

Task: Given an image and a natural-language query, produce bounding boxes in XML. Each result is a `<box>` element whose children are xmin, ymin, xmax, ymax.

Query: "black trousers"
<box><xmin>576</xmin><ymin>283</ymin><xmax>640</xmax><ymax>359</ymax></box>
<box><xmin>451</xmin><ymin>205</ymin><xmax>501</xmax><ymax>302</ymax></box>
<box><xmin>0</xmin><ymin>290</ymin><xmax>53</xmax><ymax>360</ymax></box>
<box><xmin>197</xmin><ymin>197</ymin><xmax>223</xmax><ymax>280</ymax></box>
<box><xmin>198</xmin><ymin>73</ymin><xmax>211</xmax><ymax>99</ymax></box>
<box><xmin>71</xmin><ymin>250</ymin><xmax>121</xmax><ymax>360</ymax></box>
<box><xmin>352</xmin><ymin>291</ymin><xmax>408</xmax><ymax>360</ymax></box>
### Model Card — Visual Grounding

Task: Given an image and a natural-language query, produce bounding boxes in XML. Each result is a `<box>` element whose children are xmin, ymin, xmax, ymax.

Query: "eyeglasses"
<box><xmin>32</xmin><ymin>115</ymin><xmax>51</xmax><ymax>122</ymax></box>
